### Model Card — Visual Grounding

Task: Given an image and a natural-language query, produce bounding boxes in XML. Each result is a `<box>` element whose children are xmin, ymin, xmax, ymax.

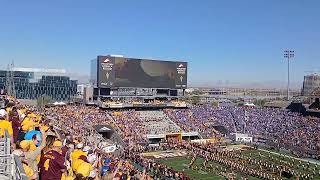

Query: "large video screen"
<box><xmin>97</xmin><ymin>56</ymin><xmax>187</xmax><ymax>89</ymax></box>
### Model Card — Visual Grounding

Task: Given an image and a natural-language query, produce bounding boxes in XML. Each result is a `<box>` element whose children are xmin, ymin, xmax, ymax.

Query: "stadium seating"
<box><xmin>139</xmin><ymin>110</ymin><xmax>181</xmax><ymax>134</ymax></box>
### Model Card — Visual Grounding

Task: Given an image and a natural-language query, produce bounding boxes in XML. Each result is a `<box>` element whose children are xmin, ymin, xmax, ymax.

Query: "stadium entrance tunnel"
<box><xmin>212</xmin><ymin>125</ymin><xmax>228</xmax><ymax>135</ymax></box>
<box><xmin>93</xmin><ymin>125</ymin><xmax>114</xmax><ymax>139</ymax></box>
<box><xmin>93</xmin><ymin>125</ymin><xmax>125</xmax><ymax>147</ymax></box>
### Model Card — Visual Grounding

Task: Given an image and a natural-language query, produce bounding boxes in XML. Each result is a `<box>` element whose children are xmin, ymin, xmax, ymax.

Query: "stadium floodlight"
<box><xmin>284</xmin><ymin>50</ymin><xmax>294</xmax><ymax>101</ymax></box>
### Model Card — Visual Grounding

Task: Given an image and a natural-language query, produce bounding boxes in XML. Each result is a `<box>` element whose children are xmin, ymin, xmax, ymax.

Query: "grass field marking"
<box><xmin>198</xmin><ymin>170</ymin><xmax>208</xmax><ymax>175</ymax></box>
<box><xmin>158</xmin><ymin>156</ymin><xmax>260</xmax><ymax>179</ymax></box>
<box><xmin>182</xmin><ymin>163</ymin><xmax>189</xmax><ymax>167</ymax></box>
<box><xmin>141</xmin><ymin>150</ymin><xmax>188</xmax><ymax>159</ymax></box>
<box><xmin>258</xmin><ymin>148</ymin><xmax>320</xmax><ymax>165</ymax></box>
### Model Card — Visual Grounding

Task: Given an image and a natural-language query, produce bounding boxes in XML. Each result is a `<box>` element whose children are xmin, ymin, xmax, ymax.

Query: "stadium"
<box><xmin>0</xmin><ymin>55</ymin><xmax>320</xmax><ymax>180</ymax></box>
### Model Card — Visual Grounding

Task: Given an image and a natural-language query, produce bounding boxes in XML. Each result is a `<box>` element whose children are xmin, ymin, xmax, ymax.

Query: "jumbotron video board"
<box><xmin>95</xmin><ymin>56</ymin><xmax>187</xmax><ymax>89</ymax></box>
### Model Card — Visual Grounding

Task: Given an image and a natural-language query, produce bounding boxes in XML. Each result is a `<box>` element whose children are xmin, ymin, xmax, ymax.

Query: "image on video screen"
<box><xmin>112</xmin><ymin>58</ymin><xmax>187</xmax><ymax>88</ymax></box>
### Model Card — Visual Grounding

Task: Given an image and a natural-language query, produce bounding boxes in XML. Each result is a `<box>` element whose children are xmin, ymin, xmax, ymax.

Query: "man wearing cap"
<box><xmin>0</xmin><ymin>109</ymin><xmax>14</xmax><ymax>148</ymax></box>
<box><xmin>20</xmin><ymin>127</ymin><xmax>47</xmax><ymax>179</ymax></box>
<box><xmin>74</xmin><ymin>154</ymin><xmax>99</xmax><ymax>179</ymax></box>
<box><xmin>39</xmin><ymin>140</ymin><xmax>67</xmax><ymax>180</ymax></box>
<box><xmin>75</xmin><ymin>159</ymin><xmax>93</xmax><ymax>178</ymax></box>
<box><xmin>70</xmin><ymin>143</ymin><xmax>87</xmax><ymax>163</ymax></box>
<box><xmin>24</xmin><ymin>125</ymin><xmax>43</xmax><ymax>146</ymax></box>
<box><xmin>72</xmin><ymin>155</ymin><xmax>87</xmax><ymax>172</ymax></box>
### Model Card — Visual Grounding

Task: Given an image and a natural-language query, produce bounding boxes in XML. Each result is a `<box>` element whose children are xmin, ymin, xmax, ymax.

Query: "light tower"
<box><xmin>5</xmin><ymin>62</ymin><xmax>16</xmax><ymax>98</ymax></box>
<box><xmin>284</xmin><ymin>50</ymin><xmax>294</xmax><ymax>101</ymax></box>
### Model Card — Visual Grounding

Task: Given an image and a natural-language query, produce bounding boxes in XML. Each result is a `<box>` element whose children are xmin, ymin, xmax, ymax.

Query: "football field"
<box><xmin>150</xmin><ymin>145</ymin><xmax>320</xmax><ymax>180</ymax></box>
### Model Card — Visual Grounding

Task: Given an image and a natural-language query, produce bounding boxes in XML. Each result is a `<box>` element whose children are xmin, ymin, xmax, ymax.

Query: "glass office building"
<box><xmin>0</xmin><ymin>68</ymin><xmax>77</xmax><ymax>100</ymax></box>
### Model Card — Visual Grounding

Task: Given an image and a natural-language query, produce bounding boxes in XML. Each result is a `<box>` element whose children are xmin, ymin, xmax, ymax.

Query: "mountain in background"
<box><xmin>189</xmin><ymin>80</ymin><xmax>301</xmax><ymax>90</ymax></box>
<box><xmin>68</xmin><ymin>73</ymin><xmax>90</xmax><ymax>84</ymax></box>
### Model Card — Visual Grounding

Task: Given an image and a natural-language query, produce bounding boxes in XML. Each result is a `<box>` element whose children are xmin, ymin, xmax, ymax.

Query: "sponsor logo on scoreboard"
<box><xmin>101</xmin><ymin>58</ymin><xmax>114</xmax><ymax>71</ymax></box>
<box><xmin>176</xmin><ymin>63</ymin><xmax>186</xmax><ymax>75</ymax></box>
<box><xmin>99</xmin><ymin>57</ymin><xmax>114</xmax><ymax>87</ymax></box>
<box><xmin>176</xmin><ymin>63</ymin><xmax>187</xmax><ymax>88</ymax></box>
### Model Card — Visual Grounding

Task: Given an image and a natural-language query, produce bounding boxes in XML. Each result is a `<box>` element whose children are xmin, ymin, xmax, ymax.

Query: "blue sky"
<box><xmin>0</xmin><ymin>0</ymin><xmax>319</xmax><ymax>88</ymax></box>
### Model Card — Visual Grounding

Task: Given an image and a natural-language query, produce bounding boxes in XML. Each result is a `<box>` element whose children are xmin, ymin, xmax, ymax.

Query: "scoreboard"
<box><xmin>94</xmin><ymin>56</ymin><xmax>188</xmax><ymax>89</ymax></box>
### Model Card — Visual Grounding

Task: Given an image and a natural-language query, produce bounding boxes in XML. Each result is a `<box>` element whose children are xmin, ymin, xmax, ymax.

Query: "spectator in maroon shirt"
<box><xmin>8</xmin><ymin>107</ymin><xmax>21</xmax><ymax>143</ymax></box>
<box><xmin>39</xmin><ymin>140</ymin><xmax>66</xmax><ymax>180</ymax></box>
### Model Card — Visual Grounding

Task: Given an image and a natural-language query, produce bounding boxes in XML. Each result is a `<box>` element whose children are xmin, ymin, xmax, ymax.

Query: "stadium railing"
<box><xmin>0</xmin><ymin>130</ymin><xmax>27</xmax><ymax>180</ymax></box>
<box><xmin>13</xmin><ymin>154</ymin><xmax>28</xmax><ymax>180</ymax></box>
<box><xmin>105</xmin><ymin>113</ymin><xmax>126</xmax><ymax>149</ymax></box>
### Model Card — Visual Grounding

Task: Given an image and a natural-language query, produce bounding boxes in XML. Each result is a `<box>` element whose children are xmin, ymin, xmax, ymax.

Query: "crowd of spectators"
<box><xmin>0</xmin><ymin>99</ymin><xmax>191</xmax><ymax>180</ymax></box>
<box><xmin>0</xmin><ymin>98</ymin><xmax>150</xmax><ymax>179</ymax></box>
<box><xmin>165</xmin><ymin>106</ymin><xmax>320</xmax><ymax>159</ymax></box>
<box><xmin>139</xmin><ymin>111</ymin><xmax>181</xmax><ymax>134</ymax></box>
<box><xmin>111</xmin><ymin>110</ymin><xmax>148</xmax><ymax>145</ymax></box>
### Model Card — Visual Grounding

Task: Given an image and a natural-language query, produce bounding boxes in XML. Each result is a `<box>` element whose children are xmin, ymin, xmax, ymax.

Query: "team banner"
<box><xmin>103</xmin><ymin>145</ymin><xmax>117</xmax><ymax>153</ymax></box>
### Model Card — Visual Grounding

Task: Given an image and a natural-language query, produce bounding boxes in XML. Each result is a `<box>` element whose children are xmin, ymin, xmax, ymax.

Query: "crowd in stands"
<box><xmin>0</xmin><ymin>101</ymin><xmax>189</xmax><ymax>180</ymax></box>
<box><xmin>138</xmin><ymin>111</ymin><xmax>181</xmax><ymax>134</ymax></box>
<box><xmin>165</xmin><ymin>106</ymin><xmax>320</xmax><ymax>159</ymax></box>
<box><xmin>165</xmin><ymin>105</ymin><xmax>236</xmax><ymax>138</ymax></box>
<box><xmin>0</xmin><ymin>98</ymin><xmax>153</xmax><ymax>179</ymax></box>
<box><xmin>111</xmin><ymin>110</ymin><xmax>148</xmax><ymax>145</ymax></box>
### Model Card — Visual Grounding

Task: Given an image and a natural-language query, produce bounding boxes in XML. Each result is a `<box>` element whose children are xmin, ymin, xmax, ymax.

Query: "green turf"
<box><xmin>158</xmin><ymin>157</ymin><xmax>260</xmax><ymax>180</ymax></box>
<box><xmin>159</xmin><ymin>157</ymin><xmax>224</xmax><ymax>180</ymax></box>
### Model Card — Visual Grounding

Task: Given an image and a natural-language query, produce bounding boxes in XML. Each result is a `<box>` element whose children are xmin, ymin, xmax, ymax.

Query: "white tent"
<box><xmin>244</xmin><ymin>102</ymin><xmax>255</xmax><ymax>107</ymax></box>
<box><xmin>53</xmin><ymin>102</ymin><xmax>60</xmax><ymax>106</ymax></box>
<box><xmin>59</xmin><ymin>102</ymin><xmax>66</xmax><ymax>105</ymax></box>
<box><xmin>52</xmin><ymin>101</ymin><xmax>66</xmax><ymax>106</ymax></box>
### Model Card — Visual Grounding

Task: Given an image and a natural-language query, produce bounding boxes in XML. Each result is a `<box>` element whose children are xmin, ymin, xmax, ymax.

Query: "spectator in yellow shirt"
<box><xmin>0</xmin><ymin>109</ymin><xmax>13</xmax><ymax>137</ymax></box>
<box><xmin>71</xmin><ymin>143</ymin><xmax>87</xmax><ymax>163</ymax></box>
<box><xmin>0</xmin><ymin>109</ymin><xmax>14</xmax><ymax>149</ymax></box>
